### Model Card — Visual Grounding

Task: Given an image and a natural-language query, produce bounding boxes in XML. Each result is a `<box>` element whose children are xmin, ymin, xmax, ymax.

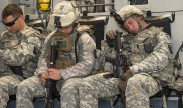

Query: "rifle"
<box><xmin>110</xmin><ymin>9</ymin><xmax>124</xmax><ymax>27</ymax></box>
<box><xmin>46</xmin><ymin>43</ymin><xmax>57</xmax><ymax>108</ymax></box>
<box><xmin>108</xmin><ymin>9</ymin><xmax>129</xmax><ymax>77</ymax></box>
<box><xmin>111</xmin><ymin>30</ymin><xmax>130</xmax><ymax>107</ymax></box>
<box><xmin>114</xmin><ymin>30</ymin><xmax>129</xmax><ymax>78</ymax></box>
<box><xmin>105</xmin><ymin>30</ymin><xmax>129</xmax><ymax>78</ymax></box>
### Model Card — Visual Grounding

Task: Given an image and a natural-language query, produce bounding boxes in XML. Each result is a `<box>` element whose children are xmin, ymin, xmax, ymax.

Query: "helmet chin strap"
<box><xmin>69</xmin><ymin>27</ymin><xmax>74</xmax><ymax>35</ymax></box>
<box><xmin>132</xmin><ymin>15</ymin><xmax>143</xmax><ymax>32</ymax></box>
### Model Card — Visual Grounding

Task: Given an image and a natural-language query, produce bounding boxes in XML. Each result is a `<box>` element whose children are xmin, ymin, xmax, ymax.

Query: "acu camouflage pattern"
<box><xmin>16</xmin><ymin>27</ymin><xmax>96</xmax><ymax>108</ymax></box>
<box><xmin>35</xmin><ymin>27</ymin><xmax>96</xmax><ymax>78</ymax></box>
<box><xmin>47</xmin><ymin>31</ymin><xmax>75</xmax><ymax>69</ymax></box>
<box><xmin>125</xmin><ymin>73</ymin><xmax>162</xmax><ymax>108</ymax></box>
<box><xmin>117</xmin><ymin>5</ymin><xmax>144</xmax><ymax>21</ymax></box>
<box><xmin>79</xmin><ymin>73</ymin><xmax>119</xmax><ymax>108</ymax></box>
<box><xmin>123</xmin><ymin>26</ymin><xmax>174</xmax><ymax>108</ymax></box>
<box><xmin>93</xmin><ymin>39</ymin><xmax>117</xmax><ymax>73</ymax></box>
<box><xmin>125</xmin><ymin>26</ymin><xmax>174</xmax><ymax>85</ymax></box>
<box><xmin>79</xmin><ymin>33</ymin><xmax>122</xmax><ymax>108</ymax></box>
<box><xmin>79</xmin><ymin>26</ymin><xmax>174</xmax><ymax>108</ymax></box>
<box><xmin>0</xmin><ymin>26</ymin><xmax>41</xmax><ymax>108</ymax></box>
<box><xmin>0</xmin><ymin>27</ymin><xmax>41</xmax><ymax>78</ymax></box>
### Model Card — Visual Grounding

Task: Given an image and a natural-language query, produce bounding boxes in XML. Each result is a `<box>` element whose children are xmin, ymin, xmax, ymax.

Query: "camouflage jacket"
<box><xmin>126</xmin><ymin>26</ymin><xmax>173</xmax><ymax>74</ymax></box>
<box><xmin>35</xmin><ymin>28</ymin><xmax>96</xmax><ymax>80</ymax></box>
<box><xmin>99</xmin><ymin>26</ymin><xmax>174</xmax><ymax>85</ymax></box>
<box><xmin>0</xmin><ymin>26</ymin><xmax>42</xmax><ymax>78</ymax></box>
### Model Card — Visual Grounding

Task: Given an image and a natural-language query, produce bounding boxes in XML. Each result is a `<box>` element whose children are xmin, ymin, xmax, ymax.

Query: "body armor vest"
<box><xmin>122</xmin><ymin>27</ymin><xmax>161</xmax><ymax>64</ymax></box>
<box><xmin>123</xmin><ymin>26</ymin><xmax>174</xmax><ymax>86</ymax></box>
<box><xmin>46</xmin><ymin>25</ymin><xmax>94</xmax><ymax>69</ymax></box>
<box><xmin>47</xmin><ymin>31</ymin><xmax>77</xmax><ymax>69</ymax></box>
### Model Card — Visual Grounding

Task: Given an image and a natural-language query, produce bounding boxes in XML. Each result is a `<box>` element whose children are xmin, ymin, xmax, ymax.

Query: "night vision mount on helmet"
<box><xmin>49</xmin><ymin>1</ymin><xmax>81</xmax><ymax>28</ymax></box>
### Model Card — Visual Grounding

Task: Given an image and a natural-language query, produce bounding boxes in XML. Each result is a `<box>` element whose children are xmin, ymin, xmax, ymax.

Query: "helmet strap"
<box><xmin>132</xmin><ymin>15</ymin><xmax>143</xmax><ymax>32</ymax></box>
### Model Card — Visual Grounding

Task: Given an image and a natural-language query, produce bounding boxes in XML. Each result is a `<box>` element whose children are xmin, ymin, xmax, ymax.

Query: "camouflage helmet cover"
<box><xmin>49</xmin><ymin>1</ymin><xmax>80</xmax><ymax>27</ymax></box>
<box><xmin>117</xmin><ymin>5</ymin><xmax>143</xmax><ymax>21</ymax></box>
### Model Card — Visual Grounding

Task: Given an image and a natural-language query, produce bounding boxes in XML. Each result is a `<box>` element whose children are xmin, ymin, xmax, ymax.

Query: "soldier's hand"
<box><xmin>120</xmin><ymin>70</ymin><xmax>133</xmax><ymax>81</ymax></box>
<box><xmin>39</xmin><ymin>72</ymin><xmax>48</xmax><ymax>86</ymax></box>
<box><xmin>118</xmin><ymin>79</ymin><xmax>127</xmax><ymax>92</ymax></box>
<box><xmin>118</xmin><ymin>70</ymin><xmax>133</xmax><ymax>92</ymax></box>
<box><xmin>48</xmin><ymin>68</ymin><xmax>62</xmax><ymax>80</ymax></box>
<box><xmin>106</xmin><ymin>30</ymin><xmax>116</xmax><ymax>39</ymax></box>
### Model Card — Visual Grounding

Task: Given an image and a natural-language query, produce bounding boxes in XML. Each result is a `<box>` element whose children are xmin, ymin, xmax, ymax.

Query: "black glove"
<box><xmin>106</xmin><ymin>34</ymin><xmax>114</xmax><ymax>47</ymax></box>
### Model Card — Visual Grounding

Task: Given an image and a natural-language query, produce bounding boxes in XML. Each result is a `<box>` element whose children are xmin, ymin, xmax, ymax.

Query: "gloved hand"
<box><xmin>106</xmin><ymin>30</ymin><xmax>116</xmax><ymax>39</ymax></box>
<box><xmin>118</xmin><ymin>70</ymin><xmax>133</xmax><ymax>92</ymax></box>
<box><xmin>120</xmin><ymin>70</ymin><xmax>133</xmax><ymax>81</ymax></box>
<box><xmin>118</xmin><ymin>79</ymin><xmax>127</xmax><ymax>92</ymax></box>
<box><xmin>106</xmin><ymin>30</ymin><xmax>116</xmax><ymax>47</ymax></box>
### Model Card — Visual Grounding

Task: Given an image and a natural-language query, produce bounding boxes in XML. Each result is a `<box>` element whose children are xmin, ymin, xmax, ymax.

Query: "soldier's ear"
<box><xmin>19</xmin><ymin>15</ymin><xmax>24</xmax><ymax>20</ymax></box>
<box><xmin>137</xmin><ymin>15</ymin><xmax>142</xmax><ymax>19</ymax></box>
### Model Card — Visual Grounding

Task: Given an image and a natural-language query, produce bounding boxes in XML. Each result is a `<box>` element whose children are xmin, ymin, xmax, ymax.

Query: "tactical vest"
<box><xmin>0</xmin><ymin>27</ymin><xmax>42</xmax><ymax>78</ymax></box>
<box><xmin>46</xmin><ymin>25</ymin><xmax>95</xmax><ymax>70</ymax></box>
<box><xmin>47</xmin><ymin>31</ymin><xmax>75</xmax><ymax>69</ymax></box>
<box><xmin>123</xmin><ymin>26</ymin><xmax>174</xmax><ymax>86</ymax></box>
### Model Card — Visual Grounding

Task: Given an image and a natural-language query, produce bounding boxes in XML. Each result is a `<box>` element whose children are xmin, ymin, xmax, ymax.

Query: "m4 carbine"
<box><xmin>46</xmin><ymin>43</ymin><xmax>57</xmax><ymax>108</ymax></box>
<box><xmin>106</xmin><ymin>30</ymin><xmax>130</xmax><ymax>107</ymax></box>
<box><xmin>113</xmin><ymin>31</ymin><xmax>129</xmax><ymax>78</ymax></box>
<box><xmin>114</xmin><ymin>31</ymin><xmax>127</xmax><ymax>77</ymax></box>
<box><xmin>106</xmin><ymin>30</ymin><xmax>129</xmax><ymax>78</ymax></box>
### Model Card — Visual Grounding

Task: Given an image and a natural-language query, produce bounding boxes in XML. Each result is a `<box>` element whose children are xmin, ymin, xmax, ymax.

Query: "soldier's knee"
<box><xmin>79</xmin><ymin>81</ymin><xmax>93</xmax><ymax>92</ymax></box>
<box><xmin>127</xmin><ymin>75</ymin><xmax>142</xmax><ymax>87</ymax></box>
<box><xmin>17</xmin><ymin>80</ymin><xmax>30</xmax><ymax>91</ymax></box>
<box><xmin>0</xmin><ymin>82</ymin><xmax>8</xmax><ymax>92</ymax></box>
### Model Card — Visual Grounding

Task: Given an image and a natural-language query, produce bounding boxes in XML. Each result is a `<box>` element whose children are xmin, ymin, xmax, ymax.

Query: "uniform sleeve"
<box><xmin>61</xmin><ymin>33</ymin><xmax>96</xmax><ymax>80</ymax></box>
<box><xmin>0</xmin><ymin>34</ymin><xmax>41</xmax><ymax>66</ymax></box>
<box><xmin>34</xmin><ymin>31</ymin><xmax>56</xmax><ymax>75</ymax></box>
<box><xmin>101</xmin><ymin>40</ymin><xmax>116</xmax><ymax>73</ymax></box>
<box><xmin>34</xmin><ymin>45</ymin><xmax>48</xmax><ymax>75</ymax></box>
<box><xmin>130</xmin><ymin>32</ymin><xmax>172</xmax><ymax>74</ymax></box>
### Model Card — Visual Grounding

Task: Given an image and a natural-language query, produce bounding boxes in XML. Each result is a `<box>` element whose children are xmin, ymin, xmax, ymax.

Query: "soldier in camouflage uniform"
<box><xmin>79</xmin><ymin>5</ymin><xmax>174</xmax><ymax>108</ymax></box>
<box><xmin>0</xmin><ymin>4</ymin><xmax>42</xmax><ymax>108</ymax></box>
<box><xmin>16</xmin><ymin>1</ymin><xmax>96</xmax><ymax>108</ymax></box>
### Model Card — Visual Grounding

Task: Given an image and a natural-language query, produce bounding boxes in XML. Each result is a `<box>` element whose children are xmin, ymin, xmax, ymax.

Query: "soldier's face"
<box><xmin>58</xmin><ymin>25</ymin><xmax>73</xmax><ymax>35</ymax></box>
<box><xmin>2</xmin><ymin>15</ymin><xmax>20</xmax><ymax>33</ymax></box>
<box><xmin>123</xmin><ymin>17</ymin><xmax>139</xmax><ymax>34</ymax></box>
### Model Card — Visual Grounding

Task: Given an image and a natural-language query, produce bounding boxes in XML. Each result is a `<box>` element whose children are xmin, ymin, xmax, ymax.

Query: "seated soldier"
<box><xmin>79</xmin><ymin>5</ymin><xmax>174</xmax><ymax>108</ymax></box>
<box><xmin>0</xmin><ymin>4</ymin><xmax>42</xmax><ymax>108</ymax></box>
<box><xmin>16</xmin><ymin>1</ymin><xmax>96</xmax><ymax>108</ymax></box>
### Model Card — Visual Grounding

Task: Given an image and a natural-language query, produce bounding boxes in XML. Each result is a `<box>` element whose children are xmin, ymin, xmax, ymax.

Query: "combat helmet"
<box><xmin>117</xmin><ymin>5</ymin><xmax>144</xmax><ymax>32</ymax></box>
<box><xmin>49</xmin><ymin>1</ymin><xmax>80</xmax><ymax>28</ymax></box>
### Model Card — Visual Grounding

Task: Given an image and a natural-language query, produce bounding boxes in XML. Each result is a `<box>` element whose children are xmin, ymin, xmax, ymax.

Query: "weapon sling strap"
<box><xmin>75</xmin><ymin>30</ymin><xmax>95</xmax><ymax>63</ymax></box>
<box><xmin>174</xmin><ymin>41</ymin><xmax>183</xmax><ymax>78</ymax></box>
<box><xmin>75</xmin><ymin>33</ymin><xmax>81</xmax><ymax>63</ymax></box>
<box><xmin>172</xmin><ymin>42</ymin><xmax>183</xmax><ymax>108</ymax></box>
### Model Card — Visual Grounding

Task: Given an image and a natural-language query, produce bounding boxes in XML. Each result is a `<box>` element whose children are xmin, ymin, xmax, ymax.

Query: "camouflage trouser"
<box><xmin>79</xmin><ymin>72</ymin><xmax>120</xmax><ymax>108</ymax></box>
<box><xmin>0</xmin><ymin>74</ymin><xmax>23</xmax><ymax>108</ymax></box>
<box><xmin>126</xmin><ymin>73</ymin><xmax>162</xmax><ymax>108</ymax></box>
<box><xmin>16</xmin><ymin>75</ymin><xmax>82</xmax><ymax>108</ymax></box>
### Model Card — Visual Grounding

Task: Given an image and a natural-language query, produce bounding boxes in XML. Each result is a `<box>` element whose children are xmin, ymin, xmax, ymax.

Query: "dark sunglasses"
<box><xmin>3</xmin><ymin>16</ymin><xmax>19</xmax><ymax>27</ymax></box>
